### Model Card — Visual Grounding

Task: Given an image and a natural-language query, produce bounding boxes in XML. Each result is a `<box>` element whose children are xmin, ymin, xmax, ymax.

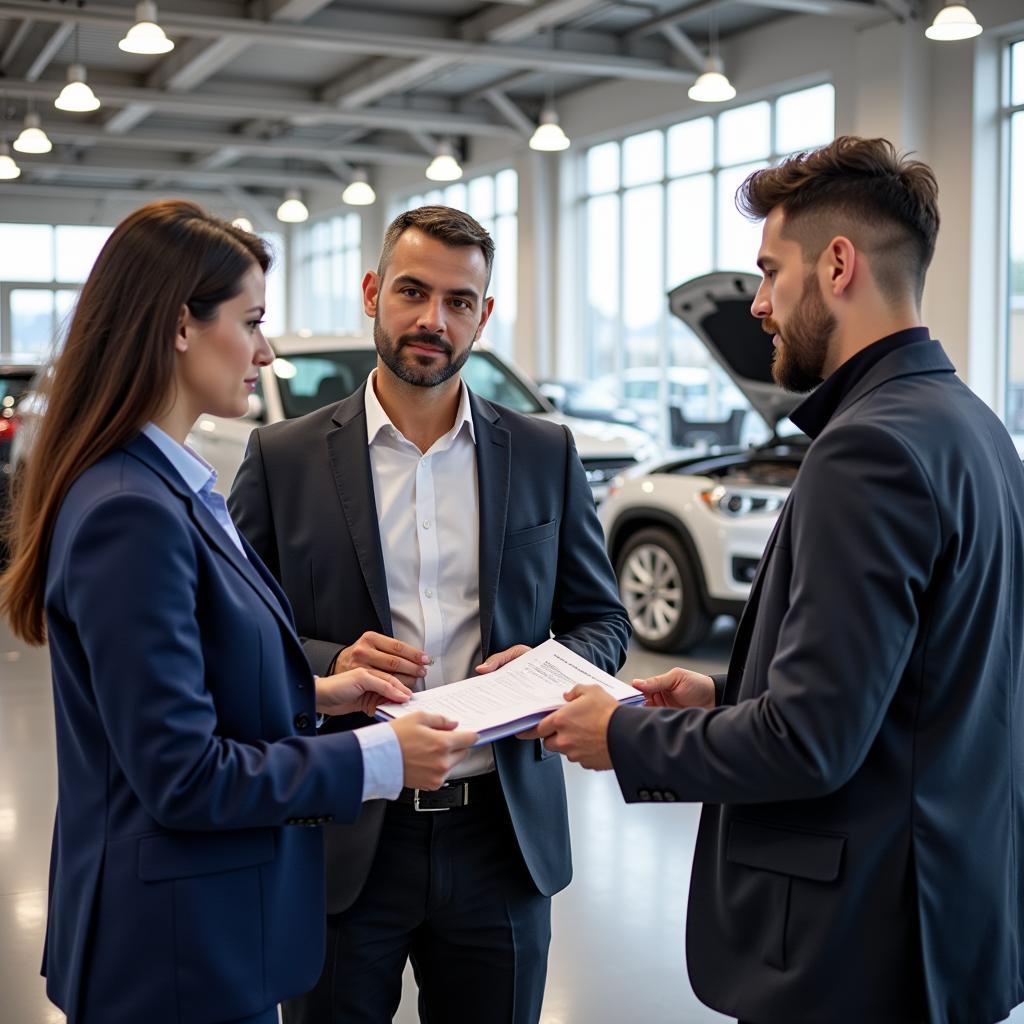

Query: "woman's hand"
<box><xmin>314</xmin><ymin>668</ymin><xmax>413</xmax><ymax>717</ymax></box>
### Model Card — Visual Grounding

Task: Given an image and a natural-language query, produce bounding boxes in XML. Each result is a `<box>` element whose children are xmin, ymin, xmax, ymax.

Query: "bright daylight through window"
<box><xmin>581</xmin><ymin>83</ymin><xmax>835</xmax><ymax>441</ymax></box>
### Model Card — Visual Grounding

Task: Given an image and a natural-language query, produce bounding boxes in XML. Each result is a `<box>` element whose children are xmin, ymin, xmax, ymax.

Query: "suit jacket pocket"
<box><xmin>726</xmin><ymin>819</ymin><xmax>845</xmax><ymax>882</ymax></box>
<box><xmin>138</xmin><ymin>829</ymin><xmax>276</xmax><ymax>881</ymax></box>
<box><xmin>505</xmin><ymin>519</ymin><xmax>557</xmax><ymax>550</ymax></box>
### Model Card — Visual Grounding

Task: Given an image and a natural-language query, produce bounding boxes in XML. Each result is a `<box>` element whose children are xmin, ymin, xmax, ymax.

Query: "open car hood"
<box><xmin>667</xmin><ymin>271</ymin><xmax>806</xmax><ymax>431</ymax></box>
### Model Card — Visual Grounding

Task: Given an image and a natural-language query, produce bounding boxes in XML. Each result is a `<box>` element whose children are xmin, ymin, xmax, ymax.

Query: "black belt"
<box><xmin>395</xmin><ymin>772</ymin><xmax>501</xmax><ymax>812</ymax></box>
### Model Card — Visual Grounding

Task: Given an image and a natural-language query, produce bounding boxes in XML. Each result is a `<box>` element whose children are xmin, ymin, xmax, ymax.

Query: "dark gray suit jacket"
<box><xmin>609</xmin><ymin>341</ymin><xmax>1024</xmax><ymax>1024</ymax></box>
<box><xmin>230</xmin><ymin>383</ymin><xmax>630</xmax><ymax>912</ymax></box>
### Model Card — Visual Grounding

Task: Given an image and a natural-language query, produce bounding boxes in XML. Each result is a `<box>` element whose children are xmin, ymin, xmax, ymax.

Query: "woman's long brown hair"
<box><xmin>0</xmin><ymin>199</ymin><xmax>270</xmax><ymax>644</ymax></box>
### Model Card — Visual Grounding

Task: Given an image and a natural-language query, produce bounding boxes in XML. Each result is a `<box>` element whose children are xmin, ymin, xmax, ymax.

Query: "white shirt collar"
<box><xmin>141</xmin><ymin>422</ymin><xmax>217</xmax><ymax>495</ymax></box>
<box><xmin>364</xmin><ymin>368</ymin><xmax>476</xmax><ymax>450</ymax></box>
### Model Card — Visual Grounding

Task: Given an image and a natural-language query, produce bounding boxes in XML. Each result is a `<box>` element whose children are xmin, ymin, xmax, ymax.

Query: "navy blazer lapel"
<box><xmin>471</xmin><ymin>393</ymin><xmax>511</xmax><ymax>659</ymax></box>
<box><xmin>326</xmin><ymin>385</ymin><xmax>393</xmax><ymax>635</ymax></box>
<box><xmin>124</xmin><ymin>435</ymin><xmax>299</xmax><ymax>641</ymax></box>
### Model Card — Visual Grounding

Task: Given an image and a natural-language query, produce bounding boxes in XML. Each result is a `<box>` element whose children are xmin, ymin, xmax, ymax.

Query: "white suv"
<box><xmin>598</xmin><ymin>272</ymin><xmax>809</xmax><ymax>652</ymax></box>
<box><xmin>188</xmin><ymin>335</ymin><xmax>658</xmax><ymax>502</ymax></box>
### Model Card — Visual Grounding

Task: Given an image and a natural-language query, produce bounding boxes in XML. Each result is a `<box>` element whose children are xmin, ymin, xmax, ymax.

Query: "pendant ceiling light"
<box><xmin>688</xmin><ymin>12</ymin><xmax>735</xmax><ymax>104</ymax></box>
<box><xmin>14</xmin><ymin>112</ymin><xmax>52</xmax><ymax>154</ymax></box>
<box><xmin>529</xmin><ymin>108</ymin><xmax>571</xmax><ymax>151</ymax></box>
<box><xmin>688</xmin><ymin>56</ymin><xmax>737</xmax><ymax>103</ymax></box>
<box><xmin>119</xmin><ymin>1</ymin><xmax>175</xmax><ymax>55</ymax></box>
<box><xmin>55</xmin><ymin>29</ymin><xmax>100</xmax><ymax>113</ymax></box>
<box><xmin>0</xmin><ymin>141</ymin><xmax>21</xmax><ymax>181</ymax></box>
<box><xmin>276</xmin><ymin>189</ymin><xmax>309</xmax><ymax>223</ymax></box>
<box><xmin>426</xmin><ymin>140</ymin><xmax>462</xmax><ymax>182</ymax></box>
<box><xmin>925</xmin><ymin>1</ymin><xmax>983</xmax><ymax>40</ymax></box>
<box><xmin>231</xmin><ymin>217</ymin><xmax>254</xmax><ymax>233</ymax></box>
<box><xmin>342</xmin><ymin>168</ymin><xmax>376</xmax><ymax>206</ymax></box>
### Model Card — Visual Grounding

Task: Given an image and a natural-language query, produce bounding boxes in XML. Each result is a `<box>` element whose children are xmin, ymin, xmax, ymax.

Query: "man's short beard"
<box><xmin>766</xmin><ymin>270</ymin><xmax>835</xmax><ymax>393</ymax></box>
<box><xmin>374</xmin><ymin>315</ymin><xmax>473</xmax><ymax>388</ymax></box>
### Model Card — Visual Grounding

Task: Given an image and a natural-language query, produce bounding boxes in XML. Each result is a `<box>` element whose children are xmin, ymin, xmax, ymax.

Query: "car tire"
<box><xmin>615</xmin><ymin>526</ymin><xmax>711</xmax><ymax>653</ymax></box>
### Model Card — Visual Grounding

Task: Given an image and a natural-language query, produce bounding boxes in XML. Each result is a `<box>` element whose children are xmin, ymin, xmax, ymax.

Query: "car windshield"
<box><xmin>273</xmin><ymin>348</ymin><xmax>544</xmax><ymax>420</ymax></box>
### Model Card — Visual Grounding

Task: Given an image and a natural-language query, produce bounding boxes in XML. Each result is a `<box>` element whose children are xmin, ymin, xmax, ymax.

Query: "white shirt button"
<box><xmin>422</xmin><ymin>520</ymin><xmax>431</xmax><ymax>530</ymax></box>
<box><xmin>425</xmin><ymin>588</ymin><xmax>434</xmax><ymax>598</ymax></box>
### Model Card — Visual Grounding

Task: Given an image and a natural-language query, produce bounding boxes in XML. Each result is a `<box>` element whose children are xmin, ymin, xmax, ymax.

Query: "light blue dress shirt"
<box><xmin>141</xmin><ymin>423</ymin><xmax>402</xmax><ymax>802</ymax></box>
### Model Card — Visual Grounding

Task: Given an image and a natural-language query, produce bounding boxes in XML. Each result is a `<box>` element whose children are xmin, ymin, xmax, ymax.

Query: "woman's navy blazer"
<box><xmin>40</xmin><ymin>434</ymin><xmax>365</xmax><ymax>1024</ymax></box>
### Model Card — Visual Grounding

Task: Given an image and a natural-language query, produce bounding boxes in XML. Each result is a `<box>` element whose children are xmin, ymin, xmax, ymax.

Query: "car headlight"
<box><xmin>700</xmin><ymin>484</ymin><xmax>785</xmax><ymax>518</ymax></box>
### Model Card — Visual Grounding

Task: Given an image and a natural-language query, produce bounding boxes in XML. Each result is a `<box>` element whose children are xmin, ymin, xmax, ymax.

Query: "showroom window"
<box><xmin>1005</xmin><ymin>39</ymin><xmax>1024</xmax><ymax>435</ymax></box>
<box><xmin>0</xmin><ymin>223</ymin><xmax>111</xmax><ymax>359</ymax></box>
<box><xmin>397</xmin><ymin>168</ymin><xmax>518</xmax><ymax>358</ymax></box>
<box><xmin>579</xmin><ymin>83</ymin><xmax>835</xmax><ymax>438</ymax></box>
<box><xmin>293</xmin><ymin>213</ymin><xmax>362</xmax><ymax>336</ymax></box>
<box><xmin>0</xmin><ymin>222</ymin><xmax>285</xmax><ymax>358</ymax></box>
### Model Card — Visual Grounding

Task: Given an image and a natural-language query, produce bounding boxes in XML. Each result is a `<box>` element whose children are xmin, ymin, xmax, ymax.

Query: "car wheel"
<box><xmin>616</xmin><ymin>527</ymin><xmax>711</xmax><ymax>653</ymax></box>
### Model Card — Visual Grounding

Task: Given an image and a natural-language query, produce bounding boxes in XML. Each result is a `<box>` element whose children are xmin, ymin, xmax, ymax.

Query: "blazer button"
<box><xmin>639</xmin><ymin>789</ymin><xmax>651</xmax><ymax>801</ymax></box>
<box><xmin>664</xmin><ymin>791</ymin><xmax>677</xmax><ymax>802</ymax></box>
<box><xmin>294</xmin><ymin>712</ymin><xmax>311</xmax><ymax>731</ymax></box>
<box><xmin>652</xmin><ymin>791</ymin><xmax>664</xmax><ymax>802</ymax></box>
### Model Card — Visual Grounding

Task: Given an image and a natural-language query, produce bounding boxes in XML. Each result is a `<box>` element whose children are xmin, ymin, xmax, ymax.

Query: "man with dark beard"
<box><xmin>228</xmin><ymin>206</ymin><xmax>630</xmax><ymax>1024</ymax></box>
<box><xmin>525</xmin><ymin>137</ymin><xmax>1024</xmax><ymax>1024</ymax></box>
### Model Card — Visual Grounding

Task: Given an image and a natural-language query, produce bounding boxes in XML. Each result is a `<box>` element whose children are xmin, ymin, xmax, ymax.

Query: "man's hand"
<box><xmin>475</xmin><ymin>644</ymin><xmax>531</xmax><ymax>674</ymax></box>
<box><xmin>521</xmin><ymin>684</ymin><xmax>618</xmax><ymax>771</ymax></box>
<box><xmin>332</xmin><ymin>631</ymin><xmax>430</xmax><ymax>688</ymax></box>
<box><xmin>632</xmin><ymin>667</ymin><xmax>716</xmax><ymax>710</ymax></box>
<box><xmin>314</xmin><ymin>668</ymin><xmax>412</xmax><ymax>717</ymax></box>
<box><xmin>388</xmin><ymin>712</ymin><xmax>479</xmax><ymax>791</ymax></box>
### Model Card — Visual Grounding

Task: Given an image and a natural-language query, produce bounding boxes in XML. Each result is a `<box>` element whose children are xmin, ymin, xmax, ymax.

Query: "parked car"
<box><xmin>187</xmin><ymin>335</ymin><xmax>658</xmax><ymax>502</ymax></box>
<box><xmin>0</xmin><ymin>362</ymin><xmax>40</xmax><ymax>560</ymax></box>
<box><xmin>598</xmin><ymin>271</ymin><xmax>809</xmax><ymax>652</ymax></box>
<box><xmin>536</xmin><ymin>377</ymin><xmax>645</xmax><ymax>430</ymax></box>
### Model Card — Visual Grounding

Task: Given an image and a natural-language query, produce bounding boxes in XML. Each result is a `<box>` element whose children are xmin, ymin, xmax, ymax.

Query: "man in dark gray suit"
<box><xmin>530</xmin><ymin>137</ymin><xmax>1024</xmax><ymax>1024</ymax></box>
<box><xmin>229</xmin><ymin>206</ymin><xmax>630</xmax><ymax>1023</ymax></box>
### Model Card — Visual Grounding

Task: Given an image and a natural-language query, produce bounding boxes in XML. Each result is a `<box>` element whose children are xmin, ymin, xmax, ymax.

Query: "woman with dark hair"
<box><xmin>0</xmin><ymin>199</ymin><xmax>474</xmax><ymax>1024</ymax></box>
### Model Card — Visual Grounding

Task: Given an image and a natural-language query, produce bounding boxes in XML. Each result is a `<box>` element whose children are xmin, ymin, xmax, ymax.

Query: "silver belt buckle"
<box><xmin>413</xmin><ymin>781</ymin><xmax>469</xmax><ymax>812</ymax></box>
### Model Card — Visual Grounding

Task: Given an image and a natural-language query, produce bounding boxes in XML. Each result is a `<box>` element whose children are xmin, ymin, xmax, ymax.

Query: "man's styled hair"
<box><xmin>737</xmin><ymin>136</ymin><xmax>940</xmax><ymax>305</ymax></box>
<box><xmin>378</xmin><ymin>205</ymin><xmax>495</xmax><ymax>287</ymax></box>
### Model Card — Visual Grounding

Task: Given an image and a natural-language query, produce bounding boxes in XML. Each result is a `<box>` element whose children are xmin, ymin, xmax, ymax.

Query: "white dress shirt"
<box><xmin>365</xmin><ymin>371</ymin><xmax>493</xmax><ymax>780</ymax></box>
<box><xmin>142</xmin><ymin>422</ymin><xmax>399</xmax><ymax>803</ymax></box>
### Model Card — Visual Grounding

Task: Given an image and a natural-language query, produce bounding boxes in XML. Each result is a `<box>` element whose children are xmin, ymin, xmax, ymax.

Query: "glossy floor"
<box><xmin>1</xmin><ymin>620</ymin><xmax>1021</xmax><ymax>1024</ymax></box>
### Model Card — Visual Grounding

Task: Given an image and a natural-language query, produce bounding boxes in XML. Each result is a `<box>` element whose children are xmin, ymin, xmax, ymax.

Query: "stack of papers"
<box><xmin>375</xmin><ymin>639</ymin><xmax>644</xmax><ymax>745</ymax></box>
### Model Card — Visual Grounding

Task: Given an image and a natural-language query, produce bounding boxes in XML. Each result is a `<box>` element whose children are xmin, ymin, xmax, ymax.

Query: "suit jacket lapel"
<box><xmin>471</xmin><ymin>393</ymin><xmax>510</xmax><ymax>659</ymax></box>
<box><xmin>326</xmin><ymin>385</ymin><xmax>393</xmax><ymax>635</ymax></box>
<box><xmin>124</xmin><ymin>435</ymin><xmax>300</xmax><ymax>643</ymax></box>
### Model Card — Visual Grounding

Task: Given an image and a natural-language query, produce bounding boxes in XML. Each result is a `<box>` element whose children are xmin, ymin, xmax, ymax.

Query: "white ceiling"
<box><xmin>0</xmin><ymin>0</ymin><xmax>908</xmax><ymax>213</ymax></box>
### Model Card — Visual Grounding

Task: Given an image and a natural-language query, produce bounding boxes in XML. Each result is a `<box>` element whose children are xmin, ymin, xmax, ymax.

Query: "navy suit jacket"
<box><xmin>608</xmin><ymin>341</ymin><xmax>1024</xmax><ymax>1024</ymax></box>
<box><xmin>229</xmin><ymin>384</ymin><xmax>631</xmax><ymax>912</ymax></box>
<box><xmin>42</xmin><ymin>436</ymin><xmax>368</xmax><ymax>1024</ymax></box>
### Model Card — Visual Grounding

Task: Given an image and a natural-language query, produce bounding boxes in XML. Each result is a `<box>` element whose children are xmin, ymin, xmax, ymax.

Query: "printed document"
<box><xmin>374</xmin><ymin>639</ymin><xmax>644</xmax><ymax>745</ymax></box>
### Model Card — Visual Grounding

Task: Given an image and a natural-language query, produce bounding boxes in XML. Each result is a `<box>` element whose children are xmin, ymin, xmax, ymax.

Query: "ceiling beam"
<box><xmin>23</xmin><ymin>21</ymin><xmax>73</xmax><ymax>83</ymax></box>
<box><xmin>659</xmin><ymin>23</ymin><xmax>705</xmax><ymax>72</ymax></box>
<box><xmin>735</xmin><ymin>0</ymin><xmax>887</xmax><ymax>15</ymax></box>
<box><xmin>0</xmin><ymin>2</ymin><xmax>695</xmax><ymax>83</ymax></box>
<box><xmin>257</xmin><ymin>0</ymin><xmax>336</xmax><ymax>19</ymax></box>
<box><xmin>483</xmin><ymin>90</ymin><xmax>535</xmax><ymax>137</ymax></box>
<box><xmin>16</xmin><ymin>156</ymin><xmax>345</xmax><ymax>191</ymax></box>
<box><xmin>103</xmin><ymin>105</ymin><xmax>156</xmax><ymax>135</ymax></box>
<box><xmin>146</xmin><ymin>36</ymin><xmax>252</xmax><ymax>92</ymax></box>
<box><xmin>0</xmin><ymin>18</ymin><xmax>33</xmax><ymax>72</ymax></box>
<box><xmin>2</xmin><ymin>78</ymin><xmax>516</xmax><ymax>138</ymax></box>
<box><xmin>462</xmin><ymin>0</ymin><xmax>614</xmax><ymax>42</ymax></box>
<box><xmin>320</xmin><ymin>55</ymin><xmax>453</xmax><ymax>108</ymax></box>
<box><xmin>37</xmin><ymin>122</ymin><xmax>430</xmax><ymax>167</ymax></box>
